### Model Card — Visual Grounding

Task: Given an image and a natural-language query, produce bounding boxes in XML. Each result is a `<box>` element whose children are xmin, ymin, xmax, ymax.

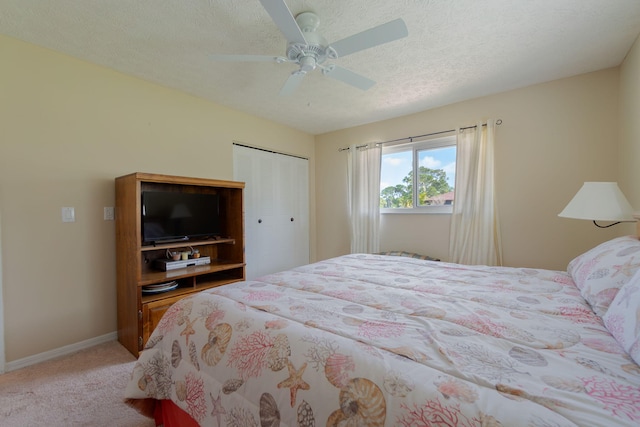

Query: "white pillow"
<box><xmin>603</xmin><ymin>273</ymin><xmax>640</xmax><ymax>365</ymax></box>
<box><xmin>567</xmin><ymin>236</ymin><xmax>640</xmax><ymax>318</ymax></box>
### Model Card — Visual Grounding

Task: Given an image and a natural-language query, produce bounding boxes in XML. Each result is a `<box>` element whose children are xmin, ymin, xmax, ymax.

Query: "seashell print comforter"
<box><xmin>125</xmin><ymin>254</ymin><xmax>640</xmax><ymax>426</ymax></box>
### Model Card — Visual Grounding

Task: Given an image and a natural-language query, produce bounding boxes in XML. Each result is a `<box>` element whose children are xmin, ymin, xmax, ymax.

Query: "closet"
<box><xmin>233</xmin><ymin>144</ymin><xmax>309</xmax><ymax>279</ymax></box>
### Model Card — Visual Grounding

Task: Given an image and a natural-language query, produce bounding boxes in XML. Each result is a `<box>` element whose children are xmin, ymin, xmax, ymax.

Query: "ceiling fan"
<box><xmin>212</xmin><ymin>0</ymin><xmax>409</xmax><ymax>96</ymax></box>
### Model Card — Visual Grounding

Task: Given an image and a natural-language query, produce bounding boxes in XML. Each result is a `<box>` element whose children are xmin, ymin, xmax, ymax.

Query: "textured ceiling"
<box><xmin>1</xmin><ymin>0</ymin><xmax>640</xmax><ymax>135</ymax></box>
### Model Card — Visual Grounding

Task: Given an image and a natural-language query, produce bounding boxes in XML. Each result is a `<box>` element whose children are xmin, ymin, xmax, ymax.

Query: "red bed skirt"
<box><xmin>153</xmin><ymin>399</ymin><xmax>199</xmax><ymax>427</ymax></box>
<box><xmin>127</xmin><ymin>398</ymin><xmax>199</xmax><ymax>427</ymax></box>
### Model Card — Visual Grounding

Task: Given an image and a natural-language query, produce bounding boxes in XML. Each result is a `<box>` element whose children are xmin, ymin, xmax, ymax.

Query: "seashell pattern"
<box><xmin>171</xmin><ymin>340</ymin><xmax>181</xmax><ymax>368</ymax></box>
<box><xmin>259</xmin><ymin>393</ymin><xmax>281</xmax><ymax>427</ymax></box>
<box><xmin>411</xmin><ymin>306</ymin><xmax>446</xmax><ymax>318</ymax></box>
<box><xmin>201</xmin><ymin>323</ymin><xmax>232</xmax><ymax>366</ymax></box>
<box><xmin>188</xmin><ymin>341</ymin><xmax>200</xmax><ymax>371</ymax></box>
<box><xmin>508</xmin><ymin>346</ymin><xmax>548</xmax><ymax>367</ymax></box>
<box><xmin>267</xmin><ymin>334</ymin><xmax>291</xmax><ymax>372</ymax></box>
<box><xmin>331</xmin><ymin>378</ymin><xmax>386</xmax><ymax>427</ymax></box>
<box><xmin>541</xmin><ymin>375</ymin><xmax>586</xmax><ymax>393</ymax></box>
<box><xmin>144</xmin><ymin>334</ymin><xmax>164</xmax><ymax>350</ymax></box>
<box><xmin>222</xmin><ymin>378</ymin><xmax>244</xmax><ymax>394</ymax></box>
<box><xmin>435</xmin><ymin>376</ymin><xmax>478</xmax><ymax>403</ymax></box>
<box><xmin>324</xmin><ymin>353</ymin><xmax>355</xmax><ymax>388</ymax></box>
<box><xmin>175</xmin><ymin>380</ymin><xmax>187</xmax><ymax>401</ymax></box>
<box><xmin>125</xmin><ymin>253</ymin><xmax>640</xmax><ymax>427</ymax></box>
<box><xmin>296</xmin><ymin>400</ymin><xmax>315</xmax><ymax>427</ymax></box>
<box><xmin>382</xmin><ymin>371</ymin><xmax>414</xmax><ymax>397</ymax></box>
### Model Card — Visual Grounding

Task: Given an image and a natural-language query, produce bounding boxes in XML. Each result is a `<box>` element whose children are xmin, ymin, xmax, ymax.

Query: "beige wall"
<box><xmin>619</xmin><ymin>35</ymin><xmax>640</xmax><ymax>210</ymax></box>
<box><xmin>316</xmin><ymin>67</ymin><xmax>634</xmax><ymax>270</ymax></box>
<box><xmin>0</xmin><ymin>35</ymin><xmax>315</xmax><ymax>362</ymax></box>
<box><xmin>3</xmin><ymin>31</ymin><xmax>640</xmax><ymax>364</ymax></box>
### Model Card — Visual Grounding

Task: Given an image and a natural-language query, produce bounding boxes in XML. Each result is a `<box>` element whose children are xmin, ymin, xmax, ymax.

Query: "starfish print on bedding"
<box><xmin>180</xmin><ymin>316</ymin><xmax>197</xmax><ymax>345</ymax></box>
<box><xmin>616</xmin><ymin>283</ymin><xmax>640</xmax><ymax>308</ymax></box>
<box><xmin>277</xmin><ymin>360</ymin><xmax>310</xmax><ymax>407</ymax></box>
<box><xmin>611</xmin><ymin>258</ymin><xmax>640</xmax><ymax>278</ymax></box>
<box><xmin>210</xmin><ymin>392</ymin><xmax>226</xmax><ymax>426</ymax></box>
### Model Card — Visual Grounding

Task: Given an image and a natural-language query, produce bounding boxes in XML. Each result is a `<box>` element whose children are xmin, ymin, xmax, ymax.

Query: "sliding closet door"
<box><xmin>233</xmin><ymin>144</ymin><xmax>309</xmax><ymax>279</ymax></box>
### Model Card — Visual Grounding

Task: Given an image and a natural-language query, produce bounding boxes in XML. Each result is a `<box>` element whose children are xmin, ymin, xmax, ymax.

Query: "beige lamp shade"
<box><xmin>558</xmin><ymin>182</ymin><xmax>634</xmax><ymax>221</ymax></box>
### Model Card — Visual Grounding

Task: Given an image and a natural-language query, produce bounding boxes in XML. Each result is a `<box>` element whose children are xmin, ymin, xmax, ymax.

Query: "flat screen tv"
<box><xmin>141</xmin><ymin>190</ymin><xmax>221</xmax><ymax>245</ymax></box>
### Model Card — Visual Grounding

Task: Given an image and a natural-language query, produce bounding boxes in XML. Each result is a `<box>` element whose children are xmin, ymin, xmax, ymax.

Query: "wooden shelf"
<box><xmin>139</xmin><ymin>260</ymin><xmax>245</xmax><ymax>286</ymax></box>
<box><xmin>140</xmin><ymin>238</ymin><xmax>236</xmax><ymax>252</ymax></box>
<box><xmin>141</xmin><ymin>273</ymin><xmax>245</xmax><ymax>304</ymax></box>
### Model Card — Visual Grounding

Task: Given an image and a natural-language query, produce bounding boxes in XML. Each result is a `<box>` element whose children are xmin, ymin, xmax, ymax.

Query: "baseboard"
<box><xmin>4</xmin><ymin>331</ymin><xmax>118</xmax><ymax>373</ymax></box>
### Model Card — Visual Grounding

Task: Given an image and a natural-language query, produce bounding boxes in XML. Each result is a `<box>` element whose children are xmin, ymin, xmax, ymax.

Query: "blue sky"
<box><xmin>380</xmin><ymin>146</ymin><xmax>456</xmax><ymax>191</ymax></box>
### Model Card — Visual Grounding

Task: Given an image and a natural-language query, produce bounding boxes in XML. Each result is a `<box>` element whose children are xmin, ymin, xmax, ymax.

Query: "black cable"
<box><xmin>593</xmin><ymin>220</ymin><xmax>622</xmax><ymax>228</ymax></box>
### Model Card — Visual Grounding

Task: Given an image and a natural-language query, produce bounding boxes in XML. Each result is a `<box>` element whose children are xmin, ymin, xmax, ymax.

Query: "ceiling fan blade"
<box><xmin>323</xmin><ymin>65</ymin><xmax>375</xmax><ymax>91</ymax></box>
<box><xmin>279</xmin><ymin>71</ymin><xmax>306</xmax><ymax>96</ymax></box>
<box><xmin>211</xmin><ymin>54</ymin><xmax>280</xmax><ymax>62</ymax></box>
<box><xmin>259</xmin><ymin>0</ymin><xmax>307</xmax><ymax>45</ymax></box>
<box><xmin>330</xmin><ymin>18</ymin><xmax>408</xmax><ymax>58</ymax></box>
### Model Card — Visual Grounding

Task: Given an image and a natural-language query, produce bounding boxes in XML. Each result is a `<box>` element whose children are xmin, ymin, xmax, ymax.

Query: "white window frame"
<box><xmin>380</xmin><ymin>135</ymin><xmax>456</xmax><ymax>215</ymax></box>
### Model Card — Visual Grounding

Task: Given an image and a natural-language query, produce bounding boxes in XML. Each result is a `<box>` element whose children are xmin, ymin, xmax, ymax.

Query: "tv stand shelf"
<box><xmin>140</xmin><ymin>268</ymin><xmax>245</xmax><ymax>304</ymax></box>
<box><xmin>141</xmin><ymin>238</ymin><xmax>236</xmax><ymax>252</ymax></box>
<box><xmin>139</xmin><ymin>260</ymin><xmax>245</xmax><ymax>286</ymax></box>
<box><xmin>116</xmin><ymin>172</ymin><xmax>245</xmax><ymax>356</ymax></box>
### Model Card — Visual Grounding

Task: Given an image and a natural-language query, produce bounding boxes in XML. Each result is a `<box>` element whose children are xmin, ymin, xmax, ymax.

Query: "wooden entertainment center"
<box><xmin>115</xmin><ymin>172</ymin><xmax>245</xmax><ymax>356</ymax></box>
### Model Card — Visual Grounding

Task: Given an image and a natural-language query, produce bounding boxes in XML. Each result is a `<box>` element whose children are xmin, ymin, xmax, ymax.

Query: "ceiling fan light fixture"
<box><xmin>295</xmin><ymin>12</ymin><xmax>320</xmax><ymax>33</ymax></box>
<box><xmin>299</xmin><ymin>55</ymin><xmax>317</xmax><ymax>72</ymax></box>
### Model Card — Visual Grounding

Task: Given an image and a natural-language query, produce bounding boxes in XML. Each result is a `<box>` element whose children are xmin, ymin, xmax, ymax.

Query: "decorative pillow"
<box><xmin>567</xmin><ymin>235</ymin><xmax>640</xmax><ymax>318</ymax></box>
<box><xmin>376</xmin><ymin>250</ymin><xmax>440</xmax><ymax>261</ymax></box>
<box><xmin>603</xmin><ymin>275</ymin><xmax>640</xmax><ymax>365</ymax></box>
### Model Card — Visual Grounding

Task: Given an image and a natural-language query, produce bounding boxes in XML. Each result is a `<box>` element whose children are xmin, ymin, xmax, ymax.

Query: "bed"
<box><xmin>125</xmin><ymin>236</ymin><xmax>640</xmax><ymax>426</ymax></box>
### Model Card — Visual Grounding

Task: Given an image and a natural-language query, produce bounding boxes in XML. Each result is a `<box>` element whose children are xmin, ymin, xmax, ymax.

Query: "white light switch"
<box><xmin>62</xmin><ymin>207</ymin><xmax>75</xmax><ymax>222</ymax></box>
<box><xmin>104</xmin><ymin>206</ymin><xmax>115</xmax><ymax>221</ymax></box>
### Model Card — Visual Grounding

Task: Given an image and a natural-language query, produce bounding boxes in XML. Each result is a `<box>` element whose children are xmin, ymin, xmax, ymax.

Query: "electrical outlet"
<box><xmin>104</xmin><ymin>206</ymin><xmax>115</xmax><ymax>221</ymax></box>
<box><xmin>62</xmin><ymin>207</ymin><xmax>75</xmax><ymax>222</ymax></box>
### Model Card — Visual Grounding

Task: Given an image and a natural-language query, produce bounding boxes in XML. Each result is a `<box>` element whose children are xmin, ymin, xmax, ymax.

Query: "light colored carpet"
<box><xmin>0</xmin><ymin>340</ymin><xmax>155</xmax><ymax>427</ymax></box>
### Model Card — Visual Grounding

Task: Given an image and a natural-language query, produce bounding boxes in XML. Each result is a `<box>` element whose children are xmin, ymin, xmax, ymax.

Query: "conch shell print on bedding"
<box><xmin>327</xmin><ymin>378</ymin><xmax>386</xmax><ymax>427</ymax></box>
<box><xmin>201</xmin><ymin>323</ymin><xmax>232</xmax><ymax>366</ymax></box>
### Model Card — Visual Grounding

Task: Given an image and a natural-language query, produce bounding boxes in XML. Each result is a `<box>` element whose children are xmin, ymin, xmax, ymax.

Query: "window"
<box><xmin>380</xmin><ymin>135</ymin><xmax>456</xmax><ymax>214</ymax></box>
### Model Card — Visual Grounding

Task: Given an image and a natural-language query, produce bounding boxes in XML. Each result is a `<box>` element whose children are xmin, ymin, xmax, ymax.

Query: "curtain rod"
<box><xmin>338</xmin><ymin>119</ymin><xmax>502</xmax><ymax>152</ymax></box>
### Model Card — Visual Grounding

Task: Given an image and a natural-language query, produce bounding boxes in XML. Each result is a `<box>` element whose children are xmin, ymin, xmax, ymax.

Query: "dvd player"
<box><xmin>155</xmin><ymin>256</ymin><xmax>211</xmax><ymax>271</ymax></box>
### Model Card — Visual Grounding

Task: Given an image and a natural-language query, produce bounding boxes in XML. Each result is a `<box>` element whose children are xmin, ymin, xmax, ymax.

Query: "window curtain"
<box><xmin>449</xmin><ymin>119</ymin><xmax>503</xmax><ymax>265</ymax></box>
<box><xmin>347</xmin><ymin>143</ymin><xmax>382</xmax><ymax>253</ymax></box>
